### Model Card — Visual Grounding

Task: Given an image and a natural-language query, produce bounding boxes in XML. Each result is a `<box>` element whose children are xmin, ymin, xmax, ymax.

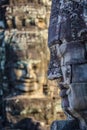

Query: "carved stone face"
<box><xmin>5</xmin><ymin>32</ymin><xmax>40</xmax><ymax>93</ymax></box>
<box><xmin>6</xmin><ymin>55</ymin><xmax>39</xmax><ymax>93</ymax></box>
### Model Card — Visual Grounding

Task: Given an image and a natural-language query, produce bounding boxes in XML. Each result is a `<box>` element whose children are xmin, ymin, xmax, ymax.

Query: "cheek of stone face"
<box><xmin>7</xmin><ymin>68</ymin><xmax>26</xmax><ymax>82</ymax></box>
<box><xmin>13</xmin><ymin>68</ymin><xmax>27</xmax><ymax>80</ymax></box>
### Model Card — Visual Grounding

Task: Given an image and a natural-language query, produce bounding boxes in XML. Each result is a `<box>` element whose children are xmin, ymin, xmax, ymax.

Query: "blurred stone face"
<box><xmin>6</xmin><ymin>56</ymin><xmax>39</xmax><ymax>93</ymax></box>
<box><xmin>5</xmin><ymin>33</ymin><xmax>39</xmax><ymax>92</ymax></box>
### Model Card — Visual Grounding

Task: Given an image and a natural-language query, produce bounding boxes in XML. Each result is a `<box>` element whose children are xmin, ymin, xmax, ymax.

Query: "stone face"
<box><xmin>3</xmin><ymin>1</ymin><xmax>59</xmax><ymax>101</ymax></box>
<box><xmin>5</xmin><ymin>30</ymin><xmax>49</xmax><ymax>95</ymax></box>
<box><xmin>1</xmin><ymin>0</ymin><xmax>58</xmax><ymax>98</ymax></box>
<box><xmin>4</xmin><ymin>2</ymin><xmax>51</xmax><ymax>96</ymax></box>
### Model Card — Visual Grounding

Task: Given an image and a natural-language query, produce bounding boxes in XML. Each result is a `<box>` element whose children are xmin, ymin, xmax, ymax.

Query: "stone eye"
<box><xmin>15</xmin><ymin>63</ymin><xmax>24</xmax><ymax>70</ymax></box>
<box><xmin>32</xmin><ymin>65</ymin><xmax>37</xmax><ymax>70</ymax></box>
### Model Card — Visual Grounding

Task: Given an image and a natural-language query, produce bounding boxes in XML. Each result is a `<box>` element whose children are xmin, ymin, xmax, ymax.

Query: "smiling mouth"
<box><xmin>15</xmin><ymin>77</ymin><xmax>38</xmax><ymax>83</ymax></box>
<box><xmin>15</xmin><ymin>80</ymin><xmax>39</xmax><ymax>92</ymax></box>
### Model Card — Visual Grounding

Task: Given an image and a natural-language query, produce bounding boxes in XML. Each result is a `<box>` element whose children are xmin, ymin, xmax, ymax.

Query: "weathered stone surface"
<box><xmin>5</xmin><ymin>3</ymin><xmax>50</xmax><ymax>29</ymax></box>
<box><xmin>5</xmin><ymin>96</ymin><xmax>65</xmax><ymax>129</ymax></box>
<box><xmin>13</xmin><ymin>118</ymin><xmax>46</xmax><ymax>130</ymax></box>
<box><xmin>48</xmin><ymin>0</ymin><xmax>87</xmax><ymax>47</ymax></box>
<box><xmin>50</xmin><ymin>120</ymin><xmax>80</xmax><ymax>130</ymax></box>
<box><xmin>72</xmin><ymin>63</ymin><xmax>87</xmax><ymax>82</ymax></box>
<box><xmin>59</xmin><ymin>42</ymin><xmax>86</xmax><ymax>66</ymax></box>
<box><xmin>48</xmin><ymin>0</ymin><xmax>87</xmax><ymax>130</ymax></box>
<box><xmin>0</xmin><ymin>0</ymin><xmax>65</xmax><ymax>129</ymax></box>
<box><xmin>68</xmin><ymin>83</ymin><xmax>87</xmax><ymax>110</ymax></box>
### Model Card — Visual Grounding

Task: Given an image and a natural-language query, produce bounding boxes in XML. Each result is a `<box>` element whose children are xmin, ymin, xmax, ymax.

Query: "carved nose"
<box><xmin>26</xmin><ymin>73</ymin><xmax>33</xmax><ymax>79</ymax></box>
<box><xmin>25</xmin><ymin>66</ymin><xmax>35</xmax><ymax>79</ymax></box>
<box><xmin>25</xmin><ymin>73</ymin><xmax>30</xmax><ymax>79</ymax></box>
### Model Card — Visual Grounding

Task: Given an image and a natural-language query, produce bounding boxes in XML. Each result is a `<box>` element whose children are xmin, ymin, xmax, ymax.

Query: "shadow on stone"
<box><xmin>51</xmin><ymin>119</ymin><xmax>80</xmax><ymax>130</ymax></box>
<box><xmin>13</xmin><ymin>118</ymin><xmax>45</xmax><ymax>130</ymax></box>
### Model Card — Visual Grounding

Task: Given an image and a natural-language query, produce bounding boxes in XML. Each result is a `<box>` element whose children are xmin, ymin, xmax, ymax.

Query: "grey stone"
<box><xmin>48</xmin><ymin>0</ymin><xmax>87</xmax><ymax>47</ymax></box>
<box><xmin>48</xmin><ymin>44</ymin><xmax>62</xmax><ymax>80</ymax></box>
<box><xmin>50</xmin><ymin>120</ymin><xmax>80</xmax><ymax>130</ymax></box>
<box><xmin>60</xmin><ymin>42</ymin><xmax>86</xmax><ymax>66</ymax></box>
<box><xmin>72</xmin><ymin>63</ymin><xmax>87</xmax><ymax>83</ymax></box>
<box><xmin>48</xmin><ymin>0</ymin><xmax>87</xmax><ymax>129</ymax></box>
<box><xmin>68</xmin><ymin>83</ymin><xmax>87</xmax><ymax>110</ymax></box>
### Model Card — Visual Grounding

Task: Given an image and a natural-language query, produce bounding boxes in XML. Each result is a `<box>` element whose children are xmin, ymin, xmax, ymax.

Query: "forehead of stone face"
<box><xmin>13</xmin><ymin>61</ymin><xmax>29</xmax><ymax>69</ymax></box>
